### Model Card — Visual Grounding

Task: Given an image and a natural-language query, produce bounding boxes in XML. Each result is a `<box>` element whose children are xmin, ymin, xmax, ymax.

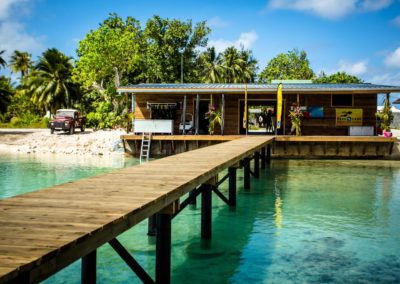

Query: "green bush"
<box><xmin>86</xmin><ymin>101</ymin><xmax>122</xmax><ymax>130</ymax></box>
<box><xmin>7</xmin><ymin>113</ymin><xmax>45</xmax><ymax>128</ymax></box>
<box><xmin>10</xmin><ymin>117</ymin><xmax>20</xmax><ymax>126</ymax></box>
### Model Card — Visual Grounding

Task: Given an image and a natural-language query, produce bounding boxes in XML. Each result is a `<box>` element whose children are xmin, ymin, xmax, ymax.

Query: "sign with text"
<box><xmin>336</xmin><ymin>108</ymin><xmax>363</xmax><ymax>126</ymax></box>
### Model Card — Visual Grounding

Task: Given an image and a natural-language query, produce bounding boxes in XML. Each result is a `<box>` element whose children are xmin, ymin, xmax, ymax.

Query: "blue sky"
<box><xmin>1</xmin><ymin>0</ymin><xmax>400</xmax><ymax>89</ymax></box>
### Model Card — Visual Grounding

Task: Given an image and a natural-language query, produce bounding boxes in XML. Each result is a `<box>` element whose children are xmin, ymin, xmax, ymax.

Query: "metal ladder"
<box><xmin>140</xmin><ymin>132</ymin><xmax>152</xmax><ymax>163</ymax></box>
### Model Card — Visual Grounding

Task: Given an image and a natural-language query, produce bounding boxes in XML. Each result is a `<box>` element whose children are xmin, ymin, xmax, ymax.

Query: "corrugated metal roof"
<box><xmin>117</xmin><ymin>83</ymin><xmax>400</xmax><ymax>94</ymax></box>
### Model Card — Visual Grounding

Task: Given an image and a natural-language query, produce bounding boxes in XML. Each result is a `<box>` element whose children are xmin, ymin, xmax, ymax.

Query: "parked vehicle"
<box><xmin>49</xmin><ymin>109</ymin><xmax>86</xmax><ymax>134</ymax></box>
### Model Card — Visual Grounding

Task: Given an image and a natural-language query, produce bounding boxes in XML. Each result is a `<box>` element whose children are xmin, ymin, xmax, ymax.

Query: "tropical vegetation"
<box><xmin>9</xmin><ymin>50</ymin><xmax>32</xmax><ymax>80</ymax></box>
<box><xmin>0</xmin><ymin>13</ymin><xmax>365</xmax><ymax>129</ymax></box>
<box><xmin>259</xmin><ymin>49</ymin><xmax>314</xmax><ymax>83</ymax></box>
<box><xmin>289</xmin><ymin>104</ymin><xmax>303</xmax><ymax>136</ymax></box>
<box><xmin>376</xmin><ymin>95</ymin><xmax>394</xmax><ymax>133</ymax></box>
<box><xmin>314</xmin><ymin>71</ymin><xmax>363</xmax><ymax>83</ymax></box>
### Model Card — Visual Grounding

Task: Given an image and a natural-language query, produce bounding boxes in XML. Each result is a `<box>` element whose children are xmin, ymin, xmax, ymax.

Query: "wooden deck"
<box><xmin>274</xmin><ymin>135</ymin><xmax>398</xmax><ymax>142</ymax></box>
<box><xmin>120</xmin><ymin>134</ymin><xmax>244</xmax><ymax>141</ymax></box>
<box><xmin>121</xmin><ymin>134</ymin><xmax>398</xmax><ymax>157</ymax></box>
<box><xmin>122</xmin><ymin>134</ymin><xmax>397</xmax><ymax>143</ymax></box>
<box><xmin>0</xmin><ymin>136</ymin><xmax>273</xmax><ymax>283</ymax></box>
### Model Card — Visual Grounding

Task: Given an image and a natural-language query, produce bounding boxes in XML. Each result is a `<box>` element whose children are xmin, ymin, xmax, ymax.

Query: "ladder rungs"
<box><xmin>140</xmin><ymin>132</ymin><xmax>152</xmax><ymax>164</ymax></box>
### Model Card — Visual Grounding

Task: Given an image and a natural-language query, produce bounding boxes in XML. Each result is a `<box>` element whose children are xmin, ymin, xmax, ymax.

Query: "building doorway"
<box><xmin>239</xmin><ymin>100</ymin><xmax>277</xmax><ymax>135</ymax></box>
<box><xmin>197</xmin><ymin>100</ymin><xmax>210</xmax><ymax>134</ymax></box>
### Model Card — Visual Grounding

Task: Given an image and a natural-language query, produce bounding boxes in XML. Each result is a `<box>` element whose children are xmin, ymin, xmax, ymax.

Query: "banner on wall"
<box><xmin>276</xmin><ymin>83</ymin><xmax>282</xmax><ymax>129</ymax></box>
<box><xmin>336</xmin><ymin>108</ymin><xmax>363</xmax><ymax>126</ymax></box>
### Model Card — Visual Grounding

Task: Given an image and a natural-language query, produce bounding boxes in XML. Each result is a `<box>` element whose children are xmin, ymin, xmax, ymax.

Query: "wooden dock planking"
<box><xmin>0</xmin><ymin>136</ymin><xmax>273</xmax><ymax>283</ymax></box>
<box><xmin>274</xmin><ymin>135</ymin><xmax>397</xmax><ymax>142</ymax></box>
<box><xmin>120</xmin><ymin>134</ymin><xmax>243</xmax><ymax>141</ymax></box>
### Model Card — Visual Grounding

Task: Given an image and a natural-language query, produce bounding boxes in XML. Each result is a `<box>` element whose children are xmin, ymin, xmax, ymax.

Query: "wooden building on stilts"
<box><xmin>117</xmin><ymin>82</ymin><xmax>400</xmax><ymax>136</ymax></box>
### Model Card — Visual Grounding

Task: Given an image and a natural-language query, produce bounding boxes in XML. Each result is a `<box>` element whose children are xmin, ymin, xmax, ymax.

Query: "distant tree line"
<box><xmin>0</xmin><ymin>13</ymin><xmax>363</xmax><ymax>129</ymax></box>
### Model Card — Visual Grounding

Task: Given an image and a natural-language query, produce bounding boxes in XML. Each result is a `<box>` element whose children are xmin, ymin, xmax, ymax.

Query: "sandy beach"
<box><xmin>0</xmin><ymin>128</ymin><xmax>126</xmax><ymax>155</ymax></box>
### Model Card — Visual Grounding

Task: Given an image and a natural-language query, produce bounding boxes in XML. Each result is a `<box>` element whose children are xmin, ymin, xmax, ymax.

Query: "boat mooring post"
<box><xmin>228</xmin><ymin>167</ymin><xmax>237</xmax><ymax>206</ymax></box>
<box><xmin>244</xmin><ymin>158</ymin><xmax>251</xmax><ymax>190</ymax></box>
<box><xmin>156</xmin><ymin>200</ymin><xmax>179</xmax><ymax>284</ymax></box>
<box><xmin>82</xmin><ymin>250</ymin><xmax>96</xmax><ymax>284</ymax></box>
<box><xmin>254</xmin><ymin>151</ymin><xmax>260</xmax><ymax>178</ymax></box>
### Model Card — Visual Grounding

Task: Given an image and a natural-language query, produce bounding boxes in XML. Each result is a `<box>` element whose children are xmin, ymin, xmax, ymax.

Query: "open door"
<box><xmin>239</xmin><ymin>100</ymin><xmax>277</xmax><ymax>135</ymax></box>
<box><xmin>197</xmin><ymin>100</ymin><xmax>210</xmax><ymax>134</ymax></box>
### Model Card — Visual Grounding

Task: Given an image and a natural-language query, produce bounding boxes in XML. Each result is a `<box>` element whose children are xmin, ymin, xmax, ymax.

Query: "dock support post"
<box><xmin>261</xmin><ymin>147</ymin><xmax>266</xmax><ymax>169</ymax></box>
<box><xmin>147</xmin><ymin>215</ymin><xmax>157</xmax><ymax>236</ymax></box>
<box><xmin>82</xmin><ymin>250</ymin><xmax>96</xmax><ymax>284</ymax></box>
<box><xmin>201</xmin><ymin>184</ymin><xmax>212</xmax><ymax>239</ymax></box>
<box><xmin>156</xmin><ymin>213</ymin><xmax>172</xmax><ymax>284</ymax></box>
<box><xmin>189</xmin><ymin>189</ymin><xmax>197</xmax><ymax>206</ymax></box>
<box><xmin>254</xmin><ymin>151</ymin><xmax>260</xmax><ymax>178</ymax></box>
<box><xmin>228</xmin><ymin>167</ymin><xmax>237</xmax><ymax>206</ymax></box>
<box><xmin>266</xmin><ymin>144</ymin><xmax>271</xmax><ymax>165</ymax></box>
<box><xmin>244</xmin><ymin>158</ymin><xmax>250</xmax><ymax>190</ymax></box>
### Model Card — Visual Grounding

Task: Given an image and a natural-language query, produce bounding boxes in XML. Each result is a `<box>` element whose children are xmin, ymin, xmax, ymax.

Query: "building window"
<box><xmin>331</xmin><ymin>94</ymin><xmax>353</xmax><ymax>107</ymax></box>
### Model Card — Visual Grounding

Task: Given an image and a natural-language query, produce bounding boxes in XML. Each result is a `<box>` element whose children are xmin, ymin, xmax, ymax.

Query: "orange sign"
<box><xmin>336</xmin><ymin>109</ymin><xmax>363</xmax><ymax>126</ymax></box>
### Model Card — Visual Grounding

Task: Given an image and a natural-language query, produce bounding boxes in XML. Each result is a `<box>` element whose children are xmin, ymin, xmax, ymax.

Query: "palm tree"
<box><xmin>0</xmin><ymin>76</ymin><xmax>13</xmax><ymax>113</ymax></box>
<box><xmin>199</xmin><ymin>47</ymin><xmax>223</xmax><ymax>83</ymax></box>
<box><xmin>26</xmin><ymin>48</ymin><xmax>80</xmax><ymax>114</ymax></box>
<box><xmin>219</xmin><ymin>46</ymin><xmax>244</xmax><ymax>83</ymax></box>
<box><xmin>9</xmin><ymin>50</ymin><xmax>32</xmax><ymax>79</ymax></box>
<box><xmin>0</xmin><ymin>50</ymin><xmax>7</xmax><ymax>69</ymax></box>
<box><xmin>218</xmin><ymin>47</ymin><xmax>258</xmax><ymax>83</ymax></box>
<box><xmin>238</xmin><ymin>49</ymin><xmax>258</xmax><ymax>83</ymax></box>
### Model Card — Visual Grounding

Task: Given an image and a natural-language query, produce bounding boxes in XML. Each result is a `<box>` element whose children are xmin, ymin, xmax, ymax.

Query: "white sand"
<box><xmin>0</xmin><ymin>129</ymin><xmax>126</xmax><ymax>155</ymax></box>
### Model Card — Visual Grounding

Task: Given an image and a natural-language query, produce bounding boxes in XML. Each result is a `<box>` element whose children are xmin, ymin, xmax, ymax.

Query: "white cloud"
<box><xmin>209</xmin><ymin>31</ymin><xmax>258</xmax><ymax>53</ymax></box>
<box><xmin>384</xmin><ymin>47</ymin><xmax>400</xmax><ymax>68</ymax></box>
<box><xmin>0</xmin><ymin>0</ymin><xmax>43</xmax><ymax>62</ymax></box>
<box><xmin>0</xmin><ymin>0</ymin><xmax>27</xmax><ymax>20</ymax></box>
<box><xmin>267</xmin><ymin>0</ymin><xmax>392</xmax><ymax>19</ymax></box>
<box><xmin>361</xmin><ymin>0</ymin><xmax>392</xmax><ymax>11</ymax></box>
<box><xmin>391</xmin><ymin>15</ymin><xmax>400</xmax><ymax>27</ymax></box>
<box><xmin>337</xmin><ymin>60</ymin><xmax>368</xmax><ymax>75</ymax></box>
<box><xmin>0</xmin><ymin>21</ymin><xmax>44</xmax><ymax>57</ymax></box>
<box><xmin>208</xmin><ymin>17</ymin><xmax>230</xmax><ymax>28</ymax></box>
<box><xmin>369</xmin><ymin>72</ymin><xmax>400</xmax><ymax>86</ymax></box>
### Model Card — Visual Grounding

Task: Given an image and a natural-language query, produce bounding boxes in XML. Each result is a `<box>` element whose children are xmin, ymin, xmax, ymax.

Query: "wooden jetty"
<box><xmin>273</xmin><ymin>136</ymin><xmax>398</xmax><ymax>158</ymax></box>
<box><xmin>0</xmin><ymin>136</ymin><xmax>274</xmax><ymax>284</ymax></box>
<box><xmin>120</xmin><ymin>134</ymin><xmax>243</xmax><ymax>156</ymax></box>
<box><xmin>121</xmin><ymin>134</ymin><xmax>398</xmax><ymax>158</ymax></box>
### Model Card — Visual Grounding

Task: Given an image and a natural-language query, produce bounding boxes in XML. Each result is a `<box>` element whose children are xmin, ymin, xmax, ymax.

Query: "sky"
<box><xmin>1</xmin><ymin>0</ymin><xmax>400</xmax><ymax>91</ymax></box>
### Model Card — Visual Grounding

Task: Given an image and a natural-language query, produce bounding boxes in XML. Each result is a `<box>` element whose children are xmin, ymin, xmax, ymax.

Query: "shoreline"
<box><xmin>0</xmin><ymin>128</ymin><xmax>127</xmax><ymax>156</ymax></box>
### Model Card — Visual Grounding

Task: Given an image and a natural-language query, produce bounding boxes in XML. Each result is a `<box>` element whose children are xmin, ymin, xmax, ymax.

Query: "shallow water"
<box><xmin>1</xmin><ymin>156</ymin><xmax>400</xmax><ymax>283</ymax></box>
<box><xmin>0</xmin><ymin>153</ymin><xmax>138</xmax><ymax>199</ymax></box>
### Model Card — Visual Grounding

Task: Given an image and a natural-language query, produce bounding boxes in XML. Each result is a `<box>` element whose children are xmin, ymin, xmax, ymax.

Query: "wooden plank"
<box><xmin>275</xmin><ymin>136</ymin><xmax>397</xmax><ymax>143</ymax></box>
<box><xmin>120</xmin><ymin>134</ymin><xmax>243</xmax><ymax>141</ymax></box>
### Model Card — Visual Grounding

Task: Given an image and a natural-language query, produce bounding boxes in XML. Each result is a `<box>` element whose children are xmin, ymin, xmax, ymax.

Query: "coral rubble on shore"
<box><xmin>0</xmin><ymin>129</ymin><xmax>126</xmax><ymax>155</ymax></box>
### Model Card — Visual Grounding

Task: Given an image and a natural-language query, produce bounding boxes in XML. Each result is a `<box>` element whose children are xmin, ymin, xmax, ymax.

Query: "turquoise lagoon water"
<box><xmin>1</xmin><ymin>155</ymin><xmax>400</xmax><ymax>283</ymax></box>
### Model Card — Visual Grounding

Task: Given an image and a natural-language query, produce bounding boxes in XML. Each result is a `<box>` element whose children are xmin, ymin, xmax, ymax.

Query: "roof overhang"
<box><xmin>117</xmin><ymin>83</ymin><xmax>400</xmax><ymax>95</ymax></box>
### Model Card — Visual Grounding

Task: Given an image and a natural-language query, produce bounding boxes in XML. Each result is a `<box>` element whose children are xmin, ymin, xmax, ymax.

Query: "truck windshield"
<box><xmin>56</xmin><ymin>111</ymin><xmax>75</xmax><ymax>117</ymax></box>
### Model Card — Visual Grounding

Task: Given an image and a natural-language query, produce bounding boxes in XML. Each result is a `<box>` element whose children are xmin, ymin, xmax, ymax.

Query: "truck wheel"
<box><xmin>69</xmin><ymin>126</ymin><xmax>75</xmax><ymax>135</ymax></box>
<box><xmin>50</xmin><ymin>128</ymin><xmax>54</xmax><ymax>134</ymax></box>
<box><xmin>80</xmin><ymin>125</ymin><xmax>85</xmax><ymax>132</ymax></box>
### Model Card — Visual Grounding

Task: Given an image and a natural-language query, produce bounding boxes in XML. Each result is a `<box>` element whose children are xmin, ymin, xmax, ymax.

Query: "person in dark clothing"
<box><xmin>265</xmin><ymin>109</ymin><xmax>273</xmax><ymax>133</ymax></box>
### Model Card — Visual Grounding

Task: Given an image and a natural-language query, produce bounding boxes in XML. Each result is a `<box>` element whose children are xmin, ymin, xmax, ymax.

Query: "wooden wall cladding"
<box><xmin>135</xmin><ymin>92</ymin><xmax>378</xmax><ymax>136</ymax></box>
